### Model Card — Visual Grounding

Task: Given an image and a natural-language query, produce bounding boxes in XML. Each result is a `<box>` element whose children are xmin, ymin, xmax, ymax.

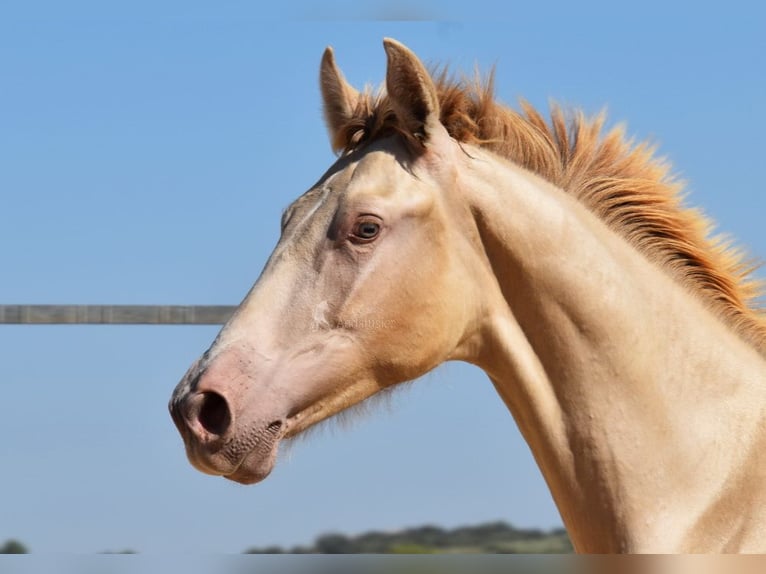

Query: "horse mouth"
<box><xmin>219</xmin><ymin>420</ymin><xmax>286</xmax><ymax>485</ymax></box>
<box><xmin>221</xmin><ymin>406</ymin><xmax>324</xmax><ymax>483</ymax></box>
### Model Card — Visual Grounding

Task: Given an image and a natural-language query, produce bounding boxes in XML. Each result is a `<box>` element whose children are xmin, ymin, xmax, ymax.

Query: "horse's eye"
<box><xmin>351</xmin><ymin>218</ymin><xmax>381</xmax><ymax>242</ymax></box>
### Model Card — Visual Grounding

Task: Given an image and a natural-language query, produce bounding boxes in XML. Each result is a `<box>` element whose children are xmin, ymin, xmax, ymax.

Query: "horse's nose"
<box><xmin>170</xmin><ymin>365</ymin><xmax>235</xmax><ymax>444</ymax></box>
<box><xmin>182</xmin><ymin>390</ymin><xmax>233</xmax><ymax>440</ymax></box>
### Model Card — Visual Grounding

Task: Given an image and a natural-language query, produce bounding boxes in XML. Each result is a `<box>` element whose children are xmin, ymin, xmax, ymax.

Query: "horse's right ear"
<box><xmin>320</xmin><ymin>47</ymin><xmax>361</xmax><ymax>153</ymax></box>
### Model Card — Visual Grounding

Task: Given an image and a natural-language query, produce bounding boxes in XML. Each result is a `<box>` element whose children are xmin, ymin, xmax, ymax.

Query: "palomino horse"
<box><xmin>170</xmin><ymin>39</ymin><xmax>766</xmax><ymax>552</ymax></box>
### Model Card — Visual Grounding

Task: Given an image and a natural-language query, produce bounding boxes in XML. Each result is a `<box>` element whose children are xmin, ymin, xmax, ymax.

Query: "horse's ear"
<box><xmin>320</xmin><ymin>46</ymin><xmax>361</xmax><ymax>153</ymax></box>
<box><xmin>383</xmin><ymin>38</ymin><xmax>441</xmax><ymax>144</ymax></box>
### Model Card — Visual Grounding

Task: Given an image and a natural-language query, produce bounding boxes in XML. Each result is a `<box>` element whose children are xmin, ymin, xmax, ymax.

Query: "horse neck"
<box><xmin>457</xmin><ymin>148</ymin><xmax>766</xmax><ymax>552</ymax></box>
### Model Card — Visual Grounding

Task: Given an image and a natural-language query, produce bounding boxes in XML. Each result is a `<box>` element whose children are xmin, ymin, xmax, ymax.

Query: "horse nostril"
<box><xmin>197</xmin><ymin>392</ymin><xmax>232</xmax><ymax>437</ymax></box>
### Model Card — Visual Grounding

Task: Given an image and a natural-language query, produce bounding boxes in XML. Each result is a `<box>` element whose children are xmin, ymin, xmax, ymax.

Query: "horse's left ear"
<box><xmin>320</xmin><ymin>46</ymin><xmax>361</xmax><ymax>153</ymax></box>
<box><xmin>383</xmin><ymin>38</ymin><xmax>442</xmax><ymax>144</ymax></box>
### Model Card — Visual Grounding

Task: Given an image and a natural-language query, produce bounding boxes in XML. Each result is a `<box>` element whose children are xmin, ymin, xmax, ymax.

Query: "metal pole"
<box><xmin>0</xmin><ymin>305</ymin><xmax>236</xmax><ymax>325</ymax></box>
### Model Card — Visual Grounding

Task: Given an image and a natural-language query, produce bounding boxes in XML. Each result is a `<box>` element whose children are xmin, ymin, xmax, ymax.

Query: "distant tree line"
<box><xmin>0</xmin><ymin>540</ymin><xmax>137</xmax><ymax>554</ymax></box>
<box><xmin>1</xmin><ymin>521</ymin><xmax>573</xmax><ymax>554</ymax></box>
<box><xmin>244</xmin><ymin>521</ymin><xmax>572</xmax><ymax>554</ymax></box>
<box><xmin>0</xmin><ymin>539</ymin><xmax>28</xmax><ymax>554</ymax></box>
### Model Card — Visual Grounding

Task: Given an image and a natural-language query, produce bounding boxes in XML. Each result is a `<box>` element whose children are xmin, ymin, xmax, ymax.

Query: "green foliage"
<box><xmin>315</xmin><ymin>534</ymin><xmax>353</xmax><ymax>554</ymax></box>
<box><xmin>244</xmin><ymin>521</ymin><xmax>573</xmax><ymax>554</ymax></box>
<box><xmin>389</xmin><ymin>543</ymin><xmax>435</xmax><ymax>554</ymax></box>
<box><xmin>0</xmin><ymin>539</ymin><xmax>28</xmax><ymax>554</ymax></box>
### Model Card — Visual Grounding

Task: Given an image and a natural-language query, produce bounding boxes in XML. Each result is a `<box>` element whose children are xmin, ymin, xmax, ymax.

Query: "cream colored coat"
<box><xmin>170</xmin><ymin>39</ymin><xmax>766</xmax><ymax>552</ymax></box>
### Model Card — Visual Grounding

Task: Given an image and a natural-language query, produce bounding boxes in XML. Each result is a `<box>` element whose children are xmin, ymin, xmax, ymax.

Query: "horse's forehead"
<box><xmin>338</xmin><ymin>147</ymin><xmax>414</xmax><ymax>200</ymax></box>
<box><xmin>291</xmin><ymin>142</ymin><xmax>414</xmax><ymax>213</ymax></box>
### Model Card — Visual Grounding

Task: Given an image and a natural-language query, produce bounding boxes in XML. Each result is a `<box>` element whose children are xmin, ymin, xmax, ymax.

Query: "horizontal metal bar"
<box><xmin>0</xmin><ymin>305</ymin><xmax>236</xmax><ymax>325</ymax></box>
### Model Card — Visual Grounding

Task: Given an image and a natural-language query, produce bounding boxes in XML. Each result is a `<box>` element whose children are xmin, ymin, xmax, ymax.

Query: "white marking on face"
<box><xmin>296</xmin><ymin>182</ymin><xmax>332</xmax><ymax>230</ymax></box>
<box><xmin>272</xmin><ymin>174</ymin><xmax>336</xmax><ymax>262</ymax></box>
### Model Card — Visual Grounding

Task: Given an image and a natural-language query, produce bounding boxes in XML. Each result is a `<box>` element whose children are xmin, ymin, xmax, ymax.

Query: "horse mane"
<box><xmin>332</xmin><ymin>71</ymin><xmax>766</xmax><ymax>352</ymax></box>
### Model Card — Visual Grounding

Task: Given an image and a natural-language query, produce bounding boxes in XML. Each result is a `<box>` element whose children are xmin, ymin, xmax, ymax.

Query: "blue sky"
<box><xmin>1</xmin><ymin>4</ymin><xmax>764</xmax><ymax>553</ymax></box>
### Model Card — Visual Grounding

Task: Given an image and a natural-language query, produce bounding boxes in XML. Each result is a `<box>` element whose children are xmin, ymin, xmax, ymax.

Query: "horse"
<box><xmin>169</xmin><ymin>39</ymin><xmax>766</xmax><ymax>552</ymax></box>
